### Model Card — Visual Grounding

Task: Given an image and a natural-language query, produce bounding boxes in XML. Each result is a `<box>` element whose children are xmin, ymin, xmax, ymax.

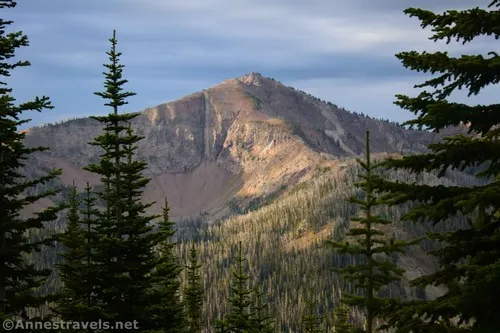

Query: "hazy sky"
<box><xmin>7</xmin><ymin>0</ymin><xmax>498</xmax><ymax>128</ymax></box>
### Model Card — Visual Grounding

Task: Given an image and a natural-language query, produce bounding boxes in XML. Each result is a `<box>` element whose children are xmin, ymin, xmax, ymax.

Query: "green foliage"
<box><xmin>301</xmin><ymin>299</ymin><xmax>325</xmax><ymax>333</ymax></box>
<box><xmin>79</xmin><ymin>182</ymin><xmax>101</xmax><ymax>319</ymax></box>
<box><xmin>53</xmin><ymin>182</ymin><xmax>85</xmax><ymax>320</ymax></box>
<box><xmin>225</xmin><ymin>241</ymin><xmax>253</xmax><ymax>332</ymax></box>
<box><xmin>146</xmin><ymin>199</ymin><xmax>185</xmax><ymax>332</ymax></box>
<box><xmin>373</xmin><ymin>1</ymin><xmax>500</xmax><ymax>332</ymax></box>
<box><xmin>53</xmin><ymin>182</ymin><xmax>102</xmax><ymax>323</ymax></box>
<box><xmin>21</xmin><ymin>147</ymin><xmax>474</xmax><ymax>331</ymax></box>
<box><xmin>215</xmin><ymin>318</ymin><xmax>230</xmax><ymax>333</ymax></box>
<box><xmin>184</xmin><ymin>244</ymin><xmax>204</xmax><ymax>333</ymax></box>
<box><xmin>0</xmin><ymin>0</ymin><xmax>62</xmax><ymax>322</ymax></box>
<box><xmin>251</xmin><ymin>96</ymin><xmax>262</xmax><ymax>110</ymax></box>
<box><xmin>333</xmin><ymin>303</ymin><xmax>353</xmax><ymax>333</ymax></box>
<box><xmin>328</xmin><ymin>131</ymin><xmax>413</xmax><ymax>333</ymax></box>
<box><xmin>81</xmin><ymin>30</ymin><xmax>168</xmax><ymax>328</ymax></box>
<box><xmin>166</xmin><ymin>158</ymin><xmax>473</xmax><ymax>331</ymax></box>
<box><xmin>250</xmin><ymin>287</ymin><xmax>274</xmax><ymax>333</ymax></box>
<box><xmin>216</xmin><ymin>241</ymin><xmax>276</xmax><ymax>332</ymax></box>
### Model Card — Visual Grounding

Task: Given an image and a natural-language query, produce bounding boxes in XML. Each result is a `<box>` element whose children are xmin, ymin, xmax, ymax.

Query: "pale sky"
<box><xmin>7</xmin><ymin>0</ymin><xmax>498</xmax><ymax>128</ymax></box>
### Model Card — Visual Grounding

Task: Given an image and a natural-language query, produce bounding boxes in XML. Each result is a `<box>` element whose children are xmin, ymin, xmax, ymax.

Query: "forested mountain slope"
<box><xmin>27</xmin><ymin>153</ymin><xmax>480</xmax><ymax>331</ymax></box>
<box><xmin>174</xmin><ymin>157</ymin><xmax>479</xmax><ymax>331</ymax></box>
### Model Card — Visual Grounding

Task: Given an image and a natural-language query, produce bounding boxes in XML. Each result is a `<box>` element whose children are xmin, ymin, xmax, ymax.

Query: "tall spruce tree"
<box><xmin>84</xmin><ymin>30</ymin><xmax>163</xmax><ymax>328</ymax></box>
<box><xmin>301</xmin><ymin>299</ymin><xmax>324</xmax><ymax>333</ymax></box>
<box><xmin>327</xmin><ymin>131</ymin><xmax>411</xmax><ymax>333</ymax></box>
<box><xmin>184</xmin><ymin>243</ymin><xmax>204</xmax><ymax>333</ymax></box>
<box><xmin>0</xmin><ymin>0</ymin><xmax>62</xmax><ymax>321</ymax></box>
<box><xmin>373</xmin><ymin>1</ymin><xmax>500</xmax><ymax>332</ymax></box>
<box><xmin>217</xmin><ymin>242</ymin><xmax>275</xmax><ymax>333</ymax></box>
<box><xmin>249</xmin><ymin>287</ymin><xmax>274</xmax><ymax>333</ymax></box>
<box><xmin>225</xmin><ymin>241</ymin><xmax>253</xmax><ymax>333</ymax></box>
<box><xmin>80</xmin><ymin>182</ymin><xmax>101</xmax><ymax>322</ymax></box>
<box><xmin>54</xmin><ymin>182</ymin><xmax>86</xmax><ymax>321</ymax></box>
<box><xmin>54</xmin><ymin>182</ymin><xmax>101</xmax><ymax>324</ymax></box>
<box><xmin>146</xmin><ymin>199</ymin><xmax>185</xmax><ymax>332</ymax></box>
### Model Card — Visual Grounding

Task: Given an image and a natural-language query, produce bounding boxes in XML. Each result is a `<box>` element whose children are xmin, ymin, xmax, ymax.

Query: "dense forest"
<box><xmin>1</xmin><ymin>0</ymin><xmax>499</xmax><ymax>332</ymax></box>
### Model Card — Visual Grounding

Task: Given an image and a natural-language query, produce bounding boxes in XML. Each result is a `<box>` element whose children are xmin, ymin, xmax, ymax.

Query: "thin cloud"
<box><xmin>7</xmin><ymin>0</ymin><xmax>498</xmax><ymax>128</ymax></box>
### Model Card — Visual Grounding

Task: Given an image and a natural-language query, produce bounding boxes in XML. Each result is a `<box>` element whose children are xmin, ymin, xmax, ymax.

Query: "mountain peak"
<box><xmin>21</xmin><ymin>72</ymin><xmax>438</xmax><ymax>219</ymax></box>
<box><xmin>242</xmin><ymin>71</ymin><xmax>263</xmax><ymax>78</ymax></box>
<box><xmin>238</xmin><ymin>72</ymin><xmax>266</xmax><ymax>86</ymax></box>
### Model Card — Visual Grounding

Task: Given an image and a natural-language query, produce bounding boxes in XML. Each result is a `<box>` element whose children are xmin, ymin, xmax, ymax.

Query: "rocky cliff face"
<box><xmin>22</xmin><ymin>72</ymin><xmax>438</xmax><ymax>219</ymax></box>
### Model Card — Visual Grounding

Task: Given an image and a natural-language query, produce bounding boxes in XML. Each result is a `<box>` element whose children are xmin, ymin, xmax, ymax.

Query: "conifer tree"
<box><xmin>146</xmin><ymin>199</ymin><xmax>185</xmax><ymax>332</ymax></box>
<box><xmin>79</xmin><ymin>182</ymin><xmax>101</xmax><ymax>321</ymax></box>
<box><xmin>184</xmin><ymin>243</ymin><xmax>204</xmax><ymax>333</ymax></box>
<box><xmin>54</xmin><ymin>182</ymin><xmax>86</xmax><ymax>321</ymax></box>
<box><xmin>327</xmin><ymin>131</ymin><xmax>411</xmax><ymax>333</ymax></box>
<box><xmin>84</xmin><ymin>30</ymin><xmax>163</xmax><ymax>328</ymax></box>
<box><xmin>373</xmin><ymin>1</ymin><xmax>500</xmax><ymax>332</ymax></box>
<box><xmin>0</xmin><ymin>0</ymin><xmax>62</xmax><ymax>321</ymax></box>
<box><xmin>332</xmin><ymin>303</ymin><xmax>353</xmax><ymax>333</ymax></box>
<box><xmin>301</xmin><ymin>299</ymin><xmax>324</xmax><ymax>333</ymax></box>
<box><xmin>217</xmin><ymin>242</ymin><xmax>275</xmax><ymax>333</ymax></box>
<box><xmin>54</xmin><ymin>181</ymin><xmax>101</xmax><ymax>324</ymax></box>
<box><xmin>249</xmin><ymin>287</ymin><xmax>274</xmax><ymax>333</ymax></box>
<box><xmin>215</xmin><ymin>318</ymin><xmax>230</xmax><ymax>333</ymax></box>
<box><xmin>225</xmin><ymin>241</ymin><xmax>253</xmax><ymax>333</ymax></box>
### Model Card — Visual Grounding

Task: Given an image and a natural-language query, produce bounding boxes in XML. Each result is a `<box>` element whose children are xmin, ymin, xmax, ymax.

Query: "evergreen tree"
<box><xmin>373</xmin><ymin>1</ymin><xmax>500</xmax><ymax>332</ymax></box>
<box><xmin>215</xmin><ymin>318</ymin><xmax>230</xmax><ymax>333</ymax></box>
<box><xmin>54</xmin><ymin>182</ymin><xmax>86</xmax><ymax>321</ymax></box>
<box><xmin>54</xmin><ymin>181</ymin><xmax>101</xmax><ymax>325</ymax></box>
<box><xmin>301</xmin><ymin>299</ymin><xmax>324</xmax><ymax>333</ymax></box>
<box><xmin>83</xmin><ymin>30</ymin><xmax>162</xmax><ymax>328</ymax></box>
<box><xmin>327</xmin><ymin>131</ymin><xmax>411</xmax><ymax>333</ymax></box>
<box><xmin>332</xmin><ymin>303</ymin><xmax>353</xmax><ymax>333</ymax></box>
<box><xmin>79</xmin><ymin>182</ymin><xmax>101</xmax><ymax>322</ymax></box>
<box><xmin>217</xmin><ymin>243</ymin><xmax>275</xmax><ymax>333</ymax></box>
<box><xmin>0</xmin><ymin>0</ymin><xmax>62</xmax><ymax>321</ymax></box>
<box><xmin>225</xmin><ymin>241</ymin><xmax>253</xmax><ymax>333</ymax></box>
<box><xmin>184</xmin><ymin>243</ymin><xmax>204</xmax><ymax>333</ymax></box>
<box><xmin>249</xmin><ymin>287</ymin><xmax>274</xmax><ymax>333</ymax></box>
<box><xmin>146</xmin><ymin>199</ymin><xmax>185</xmax><ymax>332</ymax></box>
